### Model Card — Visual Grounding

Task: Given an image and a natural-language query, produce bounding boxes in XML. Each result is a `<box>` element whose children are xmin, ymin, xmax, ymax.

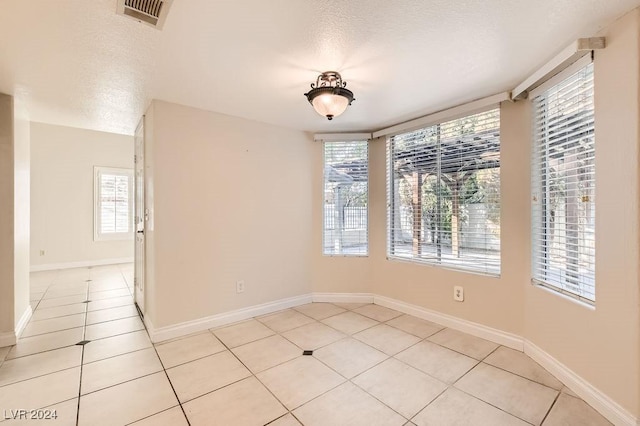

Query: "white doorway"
<box><xmin>134</xmin><ymin>117</ymin><xmax>145</xmax><ymax>314</ymax></box>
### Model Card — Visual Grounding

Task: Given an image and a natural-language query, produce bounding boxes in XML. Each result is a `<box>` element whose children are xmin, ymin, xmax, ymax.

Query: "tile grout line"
<box><xmin>30</xmin><ymin>292</ymin><xmax>132</xmax><ymax>316</ymax></box>
<box><xmin>374</xmin><ymin>308</ymin><xmax>580</xmax><ymax>409</ymax></box>
<box><xmin>345</xmin><ymin>375</ymin><xmax>412</xmax><ymax>422</ymax></box>
<box><xmin>20</xmin><ymin>319</ymin><xmax>90</xmax><ymax>339</ymax></box>
<box><xmin>118</xmin><ymin>266</ymin><xmax>133</xmax><ymax>298</ymax></box>
<box><xmin>218</xmin><ymin>302</ymin><xmax>364</xmax><ymax>424</ymax></box>
<box><xmin>0</xmin><ymin>365</ymin><xmax>81</xmax><ymax>390</ymax></box>
<box><xmin>259</xmin><ymin>305</ymin><xmax>531</xmax><ymax>424</ymax></box>
<box><xmin>216</xmin><ymin>305</ymin><xmax>415</xmax><ymax>424</ymax></box>
<box><xmin>30</xmin><ymin>311</ymin><xmax>90</xmax><ymax>323</ymax></box>
<box><xmin>539</xmin><ymin>390</ymin><xmax>561</xmax><ymax>425</ymax></box>
<box><xmin>451</xmin><ymin>384</ymin><xmax>538</xmax><ymax>425</ymax></box>
<box><xmin>408</xmin><ymin>386</ymin><xmax>450</xmax><ymax>424</ymax></box>
<box><xmin>74</xmin><ymin>363</ymin><xmax>161</xmax><ymax>398</ymax></box>
<box><xmin>446</xmin><ymin>341</ymin><xmax>565</xmax><ymax>397</ymax></box>
<box><xmin>337</xmin><ymin>328</ymin><xmax>449</xmax><ymax>422</ymax></box>
<box><xmin>0</xmin><ymin>276</ymin><xmax>85</xmax><ymax>391</ymax></box>
<box><xmin>4</xmin><ymin>326</ymin><xmax>144</xmax><ymax>362</ymax></box>
<box><xmin>10</xmin><ymin>288</ymin><xmax>586</xmax><ymax>425</ymax></box>
<box><xmin>146</xmin><ymin>319</ymin><xmax>192</xmax><ymax>425</ymax></box>
<box><xmin>264</xmin><ymin>307</ymin><xmax>420</xmax><ymax>422</ymax></box>
<box><xmin>480</xmin><ymin>359</ymin><xmax>563</xmax><ymax>392</ymax></box>
<box><xmin>215</xmin><ymin>311</ymin><xmax>389</xmax><ymax>423</ymax></box>
<box><xmin>154</xmin><ymin>348</ymin><xmax>228</xmax><ymax>371</ymax></box>
<box><xmin>34</xmin><ymin>297</ymin><xmax>131</xmax><ymax>311</ymax></box>
<box><xmin>122</xmin><ymin>405</ymin><xmax>182</xmax><ymax>426</ymax></box>
<box><xmin>207</xmin><ymin>329</ymin><xmax>295</xmax><ymax>422</ymax></box>
<box><xmin>75</xmin><ymin>275</ymin><xmax>91</xmax><ymax>426</ymax></box>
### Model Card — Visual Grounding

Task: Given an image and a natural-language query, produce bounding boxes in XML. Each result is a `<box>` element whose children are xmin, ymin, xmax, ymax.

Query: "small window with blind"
<box><xmin>323</xmin><ymin>141</ymin><xmax>368</xmax><ymax>256</ymax></box>
<box><xmin>531</xmin><ymin>61</ymin><xmax>595</xmax><ymax>303</ymax></box>
<box><xmin>94</xmin><ymin>166</ymin><xmax>134</xmax><ymax>241</ymax></box>
<box><xmin>387</xmin><ymin>109</ymin><xmax>501</xmax><ymax>275</ymax></box>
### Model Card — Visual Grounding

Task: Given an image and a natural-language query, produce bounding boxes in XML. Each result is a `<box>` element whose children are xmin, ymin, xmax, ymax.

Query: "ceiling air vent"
<box><xmin>116</xmin><ymin>0</ymin><xmax>173</xmax><ymax>30</ymax></box>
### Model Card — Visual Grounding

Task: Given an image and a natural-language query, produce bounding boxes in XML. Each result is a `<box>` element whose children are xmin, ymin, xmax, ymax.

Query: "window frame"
<box><xmin>386</xmin><ymin>107</ymin><xmax>502</xmax><ymax>276</ymax></box>
<box><xmin>94</xmin><ymin>166</ymin><xmax>134</xmax><ymax>242</ymax></box>
<box><xmin>322</xmin><ymin>140</ymin><xmax>369</xmax><ymax>257</ymax></box>
<box><xmin>530</xmin><ymin>58</ymin><xmax>596</xmax><ymax>304</ymax></box>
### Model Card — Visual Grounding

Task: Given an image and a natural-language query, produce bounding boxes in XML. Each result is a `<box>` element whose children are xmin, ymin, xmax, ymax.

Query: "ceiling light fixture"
<box><xmin>304</xmin><ymin>71</ymin><xmax>355</xmax><ymax>120</ymax></box>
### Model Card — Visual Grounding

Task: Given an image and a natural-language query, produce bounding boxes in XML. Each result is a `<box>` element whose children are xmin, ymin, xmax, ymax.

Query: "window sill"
<box><xmin>386</xmin><ymin>255</ymin><xmax>501</xmax><ymax>278</ymax></box>
<box><xmin>531</xmin><ymin>279</ymin><xmax>595</xmax><ymax>309</ymax></box>
<box><xmin>94</xmin><ymin>233</ymin><xmax>134</xmax><ymax>242</ymax></box>
<box><xmin>323</xmin><ymin>253</ymin><xmax>369</xmax><ymax>258</ymax></box>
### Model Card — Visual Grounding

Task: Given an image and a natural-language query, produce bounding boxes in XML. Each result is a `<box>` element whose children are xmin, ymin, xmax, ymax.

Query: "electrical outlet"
<box><xmin>39</xmin><ymin>250</ymin><xmax>45</xmax><ymax>256</ymax></box>
<box><xmin>454</xmin><ymin>286</ymin><xmax>464</xmax><ymax>302</ymax></box>
<box><xmin>236</xmin><ymin>280</ymin><xmax>245</xmax><ymax>294</ymax></box>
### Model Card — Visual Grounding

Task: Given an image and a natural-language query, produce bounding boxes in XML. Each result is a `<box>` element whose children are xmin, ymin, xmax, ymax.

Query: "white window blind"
<box><xmin>532</xmin><ymin>62</ymin><xmax>595</xmax><ymax>302</ymax></box>
<box><xmin>94</xmin><ymin>167</ymin><xmax>134</xmax><ymax>241</ymax></box>
<box><xmin>323</xmin><ymin>141</ymin><xmax>368</xmax><ymax>256</ymax></box>
<box><xmin>387</xmin><ymin>109</ymin><xmax>501</xmax><ymax>275</ymax></box>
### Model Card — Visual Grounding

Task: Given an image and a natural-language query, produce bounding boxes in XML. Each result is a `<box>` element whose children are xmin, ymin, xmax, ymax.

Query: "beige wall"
<box><xmin>310</xmin><ymin>140</ymin><xmax>372</xmax><ymax>294</ymax></box>
<box><xmin>0</xmin><ymin>94</ymin><xmax>16</xmax><ymax>338</ymax></box>
<box><xmin>145</xmin><ymin>101</ymin><xmax>314</xmax><ymax>328</ymax></box>
<box><xmin>0</xmin><ymin>93</ymin><xmax>31</xmax><ymax>343</ymax></box>
<box><xmin>30</xmin><ymin>122</ymin><xmax>134</xmax><ymax>268</ymax></box>
<box><xmin>140</xmin><ymin>10</ymin><xmax>640</xmax><ymax>416</ymax></box>
<box><xmin>13</xmin><ymin>97</ymin><xmax>30</xmax><ymax>327</ymax></box>
<box><xmin>310</xmin><ymin>10</ymin><xmax>640</xmax><ymax>417</ymax></box>
<box><xmin>524</xmin><ymin>10</ymin><xmax>640</xmax><ymax>416</ymax></box>
<box><xmin>366</xmin><ymin>100</ymin><xmax>527</xmax><ymax>336</ymax></box>
<box><xmin>310</xmin><ymin>101</ymin><xmax>529</xmax><ymax>335</ymax></box>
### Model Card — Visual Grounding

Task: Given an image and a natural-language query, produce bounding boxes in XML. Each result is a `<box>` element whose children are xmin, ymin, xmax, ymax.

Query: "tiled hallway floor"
<box><xmin>0</xmin><ymin>266</ymin><xmax>611</xmax><ymax>425</ymax></box>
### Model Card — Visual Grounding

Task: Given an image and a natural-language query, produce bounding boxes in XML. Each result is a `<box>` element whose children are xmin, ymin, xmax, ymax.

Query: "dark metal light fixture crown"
<box><xmin>304</xmin><ymin>71</ymin><xmax>355</xmax><ymax>120</ymax></box>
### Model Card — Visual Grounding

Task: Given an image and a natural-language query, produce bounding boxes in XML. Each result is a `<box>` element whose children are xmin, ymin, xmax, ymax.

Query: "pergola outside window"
<box><xmin>323</xmin><ymin>141</ymin><xmax>369</xmax><ymax>256</ymax></box>
<box><xmin>387</xmin><ymin>109</ymin><xmax>501</xmax><ymax>275</ymax></box>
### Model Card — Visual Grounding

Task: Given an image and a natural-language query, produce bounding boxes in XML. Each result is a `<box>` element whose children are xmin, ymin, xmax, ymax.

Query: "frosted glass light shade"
<box><xmin>304</xmin><ymin>71</ymin><xmax>355</xmax><ymax>120</ymax></box>
<box><xmin>311</xmin><ymin>93</ymin><xmax>350</xmax><ymax>119</ymax></box>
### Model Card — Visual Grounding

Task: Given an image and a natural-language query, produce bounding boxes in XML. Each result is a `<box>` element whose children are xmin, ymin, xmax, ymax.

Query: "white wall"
<box><xmin>0</xmin><ymin>94</ymin><xmax>16</xmax><ymax>343</ymax></box>
<box><xmin>30</xmin><ymin>123</ymin><xmax>134</xmax><ymax>269</ymax></box>
<box><xmin>0</xmin><ymin>93</ymin><xmax>31</xmax><ymax>346</ymax></box>
<box><xmin>145</xmin><ymin>101</ymin><xmax>314</xmax><ymax>329</ymax></box>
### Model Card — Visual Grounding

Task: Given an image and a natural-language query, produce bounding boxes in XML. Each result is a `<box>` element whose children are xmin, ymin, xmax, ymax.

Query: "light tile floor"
<box><xmin>0</xmin><ymin>265</ymin><xmax>612</xmax><ymax>425</ymax></box>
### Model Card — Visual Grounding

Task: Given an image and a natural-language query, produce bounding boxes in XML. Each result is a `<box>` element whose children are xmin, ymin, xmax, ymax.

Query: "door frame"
<box><xmin>134</xmin><ymin>116</ymin><xmax>145</xmax><ymax>315</ymax></box>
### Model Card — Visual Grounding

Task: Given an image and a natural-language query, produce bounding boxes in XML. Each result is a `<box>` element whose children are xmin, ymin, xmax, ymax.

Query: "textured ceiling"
<box><xmin>0</xmin><ymin>0</ymin><xmax>638</xmax><ymax>135</ymax></box>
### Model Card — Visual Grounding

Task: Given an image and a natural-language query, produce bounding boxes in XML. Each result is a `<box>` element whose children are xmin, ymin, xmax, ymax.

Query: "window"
<box><xmin>387</xmin><ymin>109</ymin><xmax>501</xmax><ymax>275</ymax></box>
<box><xmin>531</xmin><ymin>62</ymin><xmax>595</xmax><ymax>302</ymax></box>
<box><xmin>94</xmin><ymin>167</ymin><xmax>134</xmax><ymax>241</ymax></box>
<box><xmin>323</xmin><ymin>141</ymin><xmax>368</xmax><ymax>256</ymax></box>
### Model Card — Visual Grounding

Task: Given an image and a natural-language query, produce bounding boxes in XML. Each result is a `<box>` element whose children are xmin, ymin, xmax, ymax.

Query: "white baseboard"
<box><xmin>30</xmin><ymin>257</ymin><xmax>134</xmax><ymax>272</ymax></box>
<box><xmin>0</xmin><ymin>332</ymin><xmax>16</xmax><ymax>348</ymax></box>
<box><xmin>0</xmin><ymin>305</ymin><xmax>32</xmax><ymax>348</ymax></box>
<box><xmin>374</xmin><ymin>295</ymin><xmax>524</xmax><ymax>351</ymax></box>
<box><xmin>524</xmin><ymin>340</ymin><xmax>637</xmax><ymax>426</ymax></box>
<box><xmin>0</xmin><ymin>305</ymin><xmax>33</xmax><ymax>348</ymax></box>
<box><xmin>146</xmin><ymin>294</ymin><xmax>313</xmax><ymax>343</ymax></box>
<box><xmin>312</xmin><ymin>292</ymin><xmax>374</xmax><ymax>303</ymax></box>
<box><xmin>14</xmin><ymin>305</ymin><xmax>32</xmax><ymax>339</ymax></box>
<box><xmin>139</xmin><ymin>291</ymin><xmax>638</xmax><ymax>425</ymax></box>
